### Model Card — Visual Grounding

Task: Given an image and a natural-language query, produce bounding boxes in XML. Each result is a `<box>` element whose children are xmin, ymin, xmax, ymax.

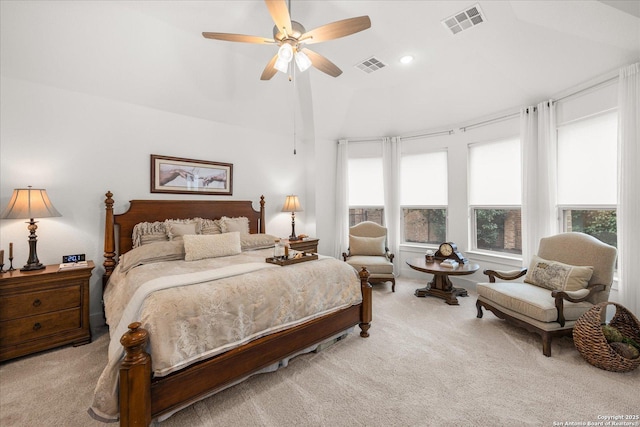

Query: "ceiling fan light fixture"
<box><xmin>277</xmin><ymin>43</ymin><xmax>294</xmax><ymax>62</ymax></box>
<box><xmin>274</xmin><ymin>56</ymin><xmax>289</xmax><ymax>73</ymax></box>
<box><xmin>295</xmin><ymin>50</ymin><xmax>312</xmax><ymax>72</ymax></box>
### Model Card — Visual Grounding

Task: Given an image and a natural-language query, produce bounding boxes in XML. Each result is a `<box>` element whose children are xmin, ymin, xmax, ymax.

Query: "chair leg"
<box><xmin>391</xmin><ymin>278</ymin><xmax>395</xmax><ymax>292</ymax></box>
<box><xmin>541</xmin><ymin>332</ymin><xmax>552</xmax><ymax>357</ymax></box>
<box><xmin>476</xmin><ymin>300</ymin><xmax>484</xmax><ymax>318</ymax></box>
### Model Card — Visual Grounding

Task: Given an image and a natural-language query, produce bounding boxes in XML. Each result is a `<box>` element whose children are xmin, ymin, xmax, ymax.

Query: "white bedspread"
<box><xmin>90</xmin><ymin>248</ymin><xmax>362</xmax><ymax>421</ymax></box>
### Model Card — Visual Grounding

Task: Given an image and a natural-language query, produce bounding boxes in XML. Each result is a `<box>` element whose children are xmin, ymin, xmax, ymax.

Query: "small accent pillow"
<box><xmin>183</xmin><ymin>232</ymin><xmax>242</xmax><ymax>261</ymax></box>
<box><xmin>119</xmin><ymin>241</ymin><xmax>185</xmax><ymax>273</ymax></box>
<box><xmin>201</xmin><ymin>218</ymin><xmax>222</xmax><ymax>235</ymax></box>
<box><xmin>241</xmin><ymin>233</ymin><xmax>278</xmax><ymax>251</ymax></box>
<box><xmin>524</xmin><ymin>255</ymin><xmax>594</xmax><ymax>292</ymax></box>
<box><xmin>349</xmin><ymin>235</ymin><xmax>386</xmax><ymax>256</ymax></box>
<box><xmin>132</xmin><ymin>221</ymin><xmax>168</xmax><ymax>248</ymax></box>
<box><xmin>219</xmin><ymin>216</ymin><xmax>250</xmax><ymax>234</ymax></box>
<box><xmin>165</xmin><ymin>220</ymin><xmax>200</xmax><ymax>241</ymax></box>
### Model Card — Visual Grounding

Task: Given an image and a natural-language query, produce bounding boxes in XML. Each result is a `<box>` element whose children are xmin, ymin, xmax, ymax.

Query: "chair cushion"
<box><xmin>345</xmin><ymin>255</ymin><xmax>393</xmax><ymax>275</ymax></box>
<box><xmin>477</xmin><ymin>281</ymin><xmax>593</xmax><ymax>323</ymax></box>
<box><xmin>524</xmin><ymin>255</ymin><xmax>594</xmax><ymax>291</ymax></box>
<box><xmin>349</xmin><ymin>235</ymin><xmax>386</xmax><ymax>256</ymax></box>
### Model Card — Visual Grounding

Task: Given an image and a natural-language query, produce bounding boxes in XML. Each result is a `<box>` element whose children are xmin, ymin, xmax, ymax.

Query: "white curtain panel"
<box><xmin>382</xmin><ymin>137</ymin><xmax>401</xmax><ymax>273</ymax></box>
<box><xmin>521</xmin><ymin>102</ymin><xmax>558</xmax><ymax>265</ymax></box>
<box><xmin>334</xmin><ymin>139</ymin><xmax>350</xmax><ymax>259</ymax></box>
<box><xmin>617</xmin><ymin>62</ymin><xmax>640</xmax><ymax>316</ymax></box>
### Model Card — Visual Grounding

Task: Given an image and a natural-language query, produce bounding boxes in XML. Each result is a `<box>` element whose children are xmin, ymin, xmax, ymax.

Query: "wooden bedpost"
<box><xmin>259</xmin><ymin>195</ymin><xmax>265</xmax><ymax>233</ymax></box>
<box><xmin>358</xmin><ymin>267</ymin><xmax>372</xmax><ymax>338</ymax></box>
<box><xmin>103</xmin><ymin>191</ymin><xmax>116</xmax><ymax>291</ymax></box>
<box><xmin>119</xmin><ymin>322</ymin><xmax>152</xmax><ymax>427</ymax></box>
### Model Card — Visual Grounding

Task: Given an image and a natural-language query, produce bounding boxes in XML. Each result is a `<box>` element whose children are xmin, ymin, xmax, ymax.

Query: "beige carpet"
<box><xmin>1</xmin><ymin>278</ymin><xmax>638</xmax><ymax>427</ymax></box>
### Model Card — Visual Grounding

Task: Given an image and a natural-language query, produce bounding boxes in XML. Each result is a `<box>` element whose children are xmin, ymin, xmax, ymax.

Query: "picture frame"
<box><xmin>151</xmin><ymin>154</ymin><xmax>233</xmax><ymax>195</ymax></box>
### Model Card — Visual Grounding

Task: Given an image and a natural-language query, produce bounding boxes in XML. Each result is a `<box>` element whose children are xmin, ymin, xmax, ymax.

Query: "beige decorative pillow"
<box><xmin>119</xmin><ymin>241</ymin><xmax>185</xmax><ymax>273</ymax></box>
<box><xmin>183</xmin><ymin>232</ymin><xmax>242</xmax><ymax>261</ymax></box>
<box><xmin>132</xmin><ymin>221</ymin><xmax>168</xmax><ymax>248</ymax></box>
<box><xmin>349</xmin><ymin>235</ymin><xmax>386</xmax><ymax>256</ymax></box>
<box><xmin>524</xmin><ymin>255</ymin><xmax>594</xmax><ymax>291</ymax></box>
<box><xmin>241</xmin><ymin>234</ymin><xmax>278</xmax><ymax>251</ymax></box>
<box><xmin>201</xmin><ymin>218</ymin><xmax>222</xmax><ymax>235</ymax></box>
<box><xmin>165</xmin><ymin>220</ymin><xmax>200</xmax><ymax>241</ymax></box>
<box><xmin>219</xmin><ymin>216</ymin><xmax>250</xmax><ymax>235</ymax></box>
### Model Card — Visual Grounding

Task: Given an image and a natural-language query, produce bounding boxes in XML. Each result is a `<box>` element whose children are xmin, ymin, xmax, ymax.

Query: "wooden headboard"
<box><xmin>103</xmin><ymin>191</ymin><xmax>265</xmax><ymax>287</ymax></box>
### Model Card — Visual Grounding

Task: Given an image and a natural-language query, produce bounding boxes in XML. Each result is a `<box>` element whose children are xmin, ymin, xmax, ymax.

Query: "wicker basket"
<box><xmin>573</xmin><ymin>302</ymin><xmax>640</xmax><ymax>372</ymax></box>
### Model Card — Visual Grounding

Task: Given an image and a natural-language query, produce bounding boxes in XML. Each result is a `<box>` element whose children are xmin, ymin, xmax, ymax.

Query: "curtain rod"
<box><xmin>339</xmin><ymin>72</ymin><xmax>620</xmax><ymax>143</ymax></box>
<box><xmin>554</xmin><ymin>75</ymin><xmax>618</xmax><ymax>103</ymax></box>
<box><xmin>340</xmin><ymin>129</ymin><xmax>454</xmax><ymax>144</ymax></box>
<box><xmin>460</xmin><ymin>112</ymin><xmax>520</xmax><ymax>132</ymax></box>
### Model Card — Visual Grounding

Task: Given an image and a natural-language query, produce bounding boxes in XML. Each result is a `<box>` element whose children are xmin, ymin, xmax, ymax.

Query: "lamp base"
<box><xmin>22</xmin><ymin>220</ymin><xmax>45</xmax><ymax>271</ymax></box>
<box><xmin>21</xmin><ymin>262</ymin><xmax>45</xmax><ymax>272</ymax></box>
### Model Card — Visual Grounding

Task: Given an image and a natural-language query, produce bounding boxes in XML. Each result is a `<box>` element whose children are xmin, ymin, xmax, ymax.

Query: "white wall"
<box><xmin>0</xmin><ymin>76</ymin><xmax>309</xmax><ymax>326</ymax></box>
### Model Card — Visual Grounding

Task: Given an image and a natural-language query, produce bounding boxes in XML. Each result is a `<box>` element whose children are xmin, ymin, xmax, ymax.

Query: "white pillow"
<box><xmin>183</xmin><ymin>232</ymin><xmax>242</xmax><ymax>261</ymax></box>
<box><xmin>241</xmin><ymin>234</ymin><xmax>278</xmax><ymax>251</ymax></box>
<box><xmin>165</xmin><ymin>219</ymin><xmax>200</xmax><ymax>241</ymax></box>
<box><xmin>219</xmin><ymin>216</ymin><xmax>250</xmax><ymax>234</ymax></box>
<box><xmin>120</xmin><ymin>241</ymin><xmax>185</xmax><ymax>273</ymax></box>
<box><xmin>349</xmin><ymin>235</ymin><xmax>386</xmax><ymax>256</ymax></box>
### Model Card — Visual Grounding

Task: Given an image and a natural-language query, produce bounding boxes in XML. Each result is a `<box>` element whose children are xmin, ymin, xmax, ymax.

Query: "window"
<box><xmin>557</xmin><ymin>111</ymin><xmax>617</xmax><ymax>247</ymax></box>
<box><xmin>469</xmin><ymin>137</ymin><xmax>522</xmax><ymax>254</ymax></box>
<box><xmin>348</xmin><ymin>157</ymin><xmax>384</xmax><ymax>226</ymax></box>
<box><xmin>401</xmin><ymin>151</ymin><xmax>448</xmax><ymax>244</ymax></box>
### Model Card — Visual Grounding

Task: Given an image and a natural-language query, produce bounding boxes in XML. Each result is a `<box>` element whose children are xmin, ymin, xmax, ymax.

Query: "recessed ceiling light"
<box><xmin>400</xmin><ymin>55</ymin><xmax>414</xmax><ymax>64</ymax></box>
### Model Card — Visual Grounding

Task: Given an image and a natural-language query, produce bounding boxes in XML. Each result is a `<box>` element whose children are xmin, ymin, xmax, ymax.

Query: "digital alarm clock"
<box><xmin>62</xmin><ymin>254</ymin><xmax>86</xmax><ymax>263</ymax></box>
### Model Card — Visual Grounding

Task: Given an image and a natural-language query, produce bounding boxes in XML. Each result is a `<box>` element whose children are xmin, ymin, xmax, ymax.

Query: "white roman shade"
<box><xmin>469</xmin><ymin>137</ymin><xmax>521</xmax><ymax>205</ymax></box>
<box><xmin>401</xmin><ymin>151</ymin><xmax>448</xmax><ymax>205</ymax></box>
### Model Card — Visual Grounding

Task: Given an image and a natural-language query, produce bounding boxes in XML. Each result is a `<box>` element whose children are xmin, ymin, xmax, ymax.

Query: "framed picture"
<box><xmin>151</xmin><ymin>155</ymin><xmax>233</xmax><ymax>195</ymax></box>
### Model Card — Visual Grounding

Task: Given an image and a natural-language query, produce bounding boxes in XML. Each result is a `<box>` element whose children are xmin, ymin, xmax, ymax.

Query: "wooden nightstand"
<box><xmin>0</xmin><ymin>261</ymin><xmax>94</xmax><ymax>362</ymax></box>
<box><xmin>288</xmin><ymin>238</ymin><xmax>319</xmax><ymax>253</ymax></box>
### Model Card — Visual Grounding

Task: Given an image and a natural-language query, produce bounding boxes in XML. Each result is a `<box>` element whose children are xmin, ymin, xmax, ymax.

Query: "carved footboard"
<box><xmin>119</xmin><ymin>269</ymin><xmax>371</xmax><ymax>426</ymax></box>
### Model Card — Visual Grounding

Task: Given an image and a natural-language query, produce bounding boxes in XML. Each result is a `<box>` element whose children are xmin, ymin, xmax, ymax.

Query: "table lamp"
<box><xmin>282</xmin><ymin>195</ymin><xmax>302</xmax><ymax>241</ymax></box>
<box><xmin>0</xmin><ymin>186</ymin><xmax>61</xmax><ymax>271</ymax></box>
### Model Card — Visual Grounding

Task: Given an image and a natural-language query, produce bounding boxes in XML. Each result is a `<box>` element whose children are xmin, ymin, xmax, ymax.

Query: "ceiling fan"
<box><xmin>202</xmin><ymin>0</ymin><xmax>371</xmax><ymax>80</ymax></box>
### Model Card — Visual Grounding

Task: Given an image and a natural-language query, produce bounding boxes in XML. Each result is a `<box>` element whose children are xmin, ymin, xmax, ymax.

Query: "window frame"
<box><xmin>470</xmin><ymin>205</ymin><xmax>522</xmax><ymax>255</ymax></box>
<box><xmin>557</xmin><ymin>204</ymin><xmax>617</xmax><ymax>246</ymax></box>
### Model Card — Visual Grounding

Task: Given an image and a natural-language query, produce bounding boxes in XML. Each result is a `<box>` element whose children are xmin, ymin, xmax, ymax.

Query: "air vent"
<box><xmin>442</xmin><ymin>3</ymin><xmax>485</xmax><ymax>35</ymax></box>
<box><xmin>355</xmin><ymin>56</ymin><xmax>387</xmax><ymax>74</ymax></box>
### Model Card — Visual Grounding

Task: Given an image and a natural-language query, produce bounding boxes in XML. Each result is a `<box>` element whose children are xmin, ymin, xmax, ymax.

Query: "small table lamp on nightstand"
<box><xmin>0</xmin><ymin>186</ymin><xmax>61</xmax><ymax>271</ymax></box>
<box><xmin>282</xmin><ymin>195</ymin><xmax>302</xmax><ymax>241</ymax></box>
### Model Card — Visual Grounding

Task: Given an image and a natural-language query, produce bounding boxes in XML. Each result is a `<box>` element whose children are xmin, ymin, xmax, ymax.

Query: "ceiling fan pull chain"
<box><xmin>292</xmin><ymin>65</ymin><xmax>297</xmax><ymax>155</ymax></box>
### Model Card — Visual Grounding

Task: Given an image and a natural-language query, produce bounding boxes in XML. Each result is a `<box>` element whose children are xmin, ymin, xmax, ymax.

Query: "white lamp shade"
<box><xmin>274</xmin><ymin>56</ymin><xmax>289</xmax><ymax>73</ymax></box>
<box><xmin>282</xmin><ymin>195</ymin><xmax>302</xmax><ymax>212</ymax></box>
<box><xmin>0</xmin><ymin>187</ymin><xmax>61</xmax><ymax>219</ymax></box>
<box><xmin>295</xmin><ymin>50</ymin><xmax>312</xmax><ymax>72</ymax></box>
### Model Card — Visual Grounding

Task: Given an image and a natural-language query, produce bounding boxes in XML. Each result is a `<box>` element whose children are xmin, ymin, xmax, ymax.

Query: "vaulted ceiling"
<box><xmin>1</xmin><ymin>1</ymin><xmax>638</xmax><ymax>142</ymax></box>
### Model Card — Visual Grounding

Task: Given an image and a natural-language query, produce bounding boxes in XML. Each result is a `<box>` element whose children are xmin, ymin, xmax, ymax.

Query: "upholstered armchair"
<box><xmin>476</xmin><ymin>232</ymin><xmax>617</xmax><ymax>357</ymax></box>
<box><xmin>342</xmin><ymin>221</ymin><xmax>396</xmax><ymax>292</ymax></box>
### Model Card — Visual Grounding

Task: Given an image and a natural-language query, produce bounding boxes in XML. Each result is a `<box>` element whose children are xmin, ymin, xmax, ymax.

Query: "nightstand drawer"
<box><xmin>0</xmin><ymin>285</ymin><xmax>81</xmax><ymax>321</ymax></box>
<box><xmin>289</xmin><ymin>238</ymin><xmax>319</xmax><ymax>253</ymax></box>
<box><xmin>0</xmin><ymin>308</ymin><xmax>81</xmax><ymax>346</ymax></box>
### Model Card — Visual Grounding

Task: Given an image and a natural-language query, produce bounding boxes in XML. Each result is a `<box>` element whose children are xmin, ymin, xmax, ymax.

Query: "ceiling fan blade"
<box><xmin>264</xmin><ymin>0</ymin><xmax>292</xmax><ymax>36</ymax></box>
<box><xmin>202</xmin><ymin>32</ymin><xmax>274</xmax><ymax>44</ymax></box>
<box><xmin>260</xmin><ymin>54</ymin><xmax>279</xmax><ymax>80</ymax></box>
<box><xmin>301</xmin><ymin>48</ymin><xmax>342</xmax><ymax>78</ymax></box>
<box><xmin>301</xmin><ymin>16</ymin><xmax>371</xmax><ymax>45</ymax></box>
